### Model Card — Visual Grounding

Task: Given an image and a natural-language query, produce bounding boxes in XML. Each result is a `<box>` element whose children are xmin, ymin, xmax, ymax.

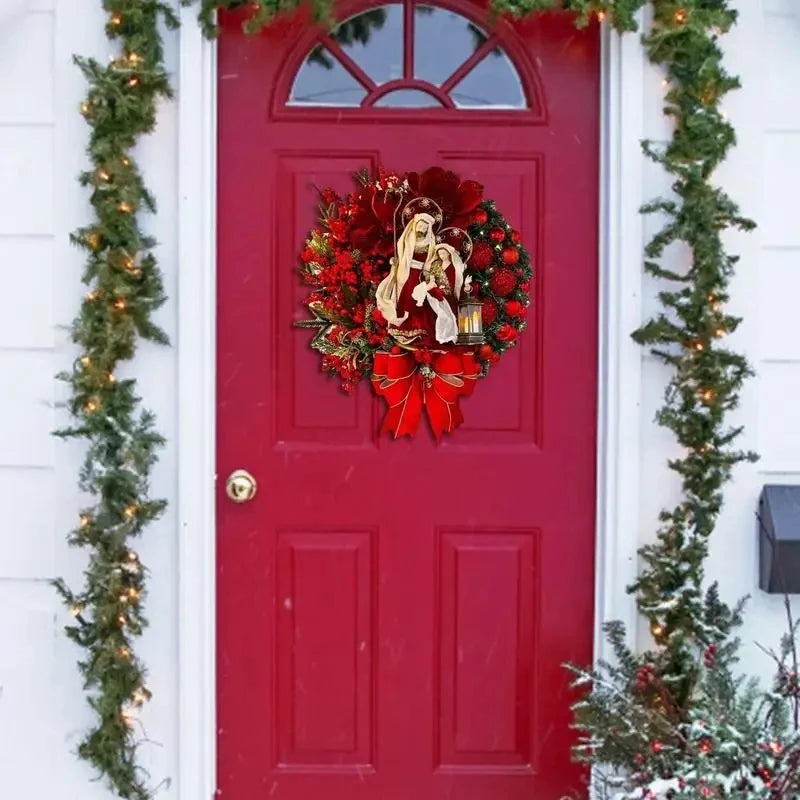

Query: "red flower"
<box><xmin>405</xmin><ymin>166</ymin><xmax>483</xmax><ymax>229</ymax></box>
<box><xmin>496</xmin><ymin>324</ymin><xmax>517</xmax><ymax>343</ymax></box>
<box><xmin>481</xmin><ymin>300</ymin><xmax>498</xmax><ymax>326</ymax></box>
<box><xmin>371</xmin><ymin>308</ymin><xmax>386</xmax><ymax>326</ymax></box>
<box><xmin>470</xmin><ymin>242</ymin><xmax>494</xmax><ymax>270</ymax></box>
<box><xmin>490</xmin><ymin>268</ymin><xmax>517</xmax><ymax>297</ymax></box>
<box><xmin>327</xmin><ymin>218</ymin><xmax>349</xmax><ymax>242</ymax></box>
<box><xmin>320</xmin><ymin>187</ymin><xmax>338</xmax><ymax>205</ymax></box>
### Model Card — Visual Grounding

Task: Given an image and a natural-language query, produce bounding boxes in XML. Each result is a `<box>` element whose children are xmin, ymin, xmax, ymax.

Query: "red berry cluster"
<box><xmin>635</xmin><ymin>664</ymin><xmax>656</xmax><ymax>689</ymax></box>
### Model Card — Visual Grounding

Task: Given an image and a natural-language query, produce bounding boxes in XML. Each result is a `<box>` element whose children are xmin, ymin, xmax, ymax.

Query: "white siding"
<box><xmin>1</xmin><ymin>0</ymin><xmax>799</xmax><ymax>796</ymax></box>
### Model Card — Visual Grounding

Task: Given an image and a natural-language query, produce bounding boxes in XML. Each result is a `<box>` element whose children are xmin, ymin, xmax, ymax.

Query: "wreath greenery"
<box><xmin>298</xmin><ymin>167</ymin><xmax>533</xmax><ymax>393</ymax></box>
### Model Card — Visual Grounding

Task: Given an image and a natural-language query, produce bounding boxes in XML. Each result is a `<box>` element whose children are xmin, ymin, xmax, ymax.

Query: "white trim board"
<box><xmin>175</xmin><ymin>13</ymin><xmax>644</xmax><ymax>799</ymax></box>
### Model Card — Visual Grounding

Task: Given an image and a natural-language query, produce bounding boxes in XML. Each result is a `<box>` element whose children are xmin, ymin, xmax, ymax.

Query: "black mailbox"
<box><xmin>759</xmin><ymin>485</ymin><xmax>800</xmax><ymax>594</ymax></box>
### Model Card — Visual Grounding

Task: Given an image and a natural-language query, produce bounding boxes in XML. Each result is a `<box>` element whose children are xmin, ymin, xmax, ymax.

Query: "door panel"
<box><xmin>217</xmin><ymin>4</ymin><xmax>599</xmax><ymax>799</ymax></box>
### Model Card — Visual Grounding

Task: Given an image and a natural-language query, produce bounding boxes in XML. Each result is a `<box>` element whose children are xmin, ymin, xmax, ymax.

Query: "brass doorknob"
<box><xmin>225</xmin><ymin>469</ymin><xmax>257</xmax><ymax>503</ymax></box>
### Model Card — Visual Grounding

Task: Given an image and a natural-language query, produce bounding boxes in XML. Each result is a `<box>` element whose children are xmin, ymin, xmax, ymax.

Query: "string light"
<box><xmin>113</xmin><ymin>298</ymin><xmax>127</xmax><ymax>312</ymax></box>
<box><xmin>118</xmin><ymin>201</ymin><xmax>133</xmax><ymax>213</ymax></box>
<box><xmin>596</xmin><ymin>10</ymin><xmax>606</xmax><ymax>22</ymax></box>
<box><xmin>131</xmin><ymin>686</ymin><xmax>149</xmax><ymax>707</ymax></box>
<box><xmin>121</xmin><ymin>711</ymin><xmax>135</xmax><ymax>729</ymax></box>
<box><xmin>123</xmin><ymin>256</ymin><xmax>136</xmax><ymax>271</ymax></box>
<box><xmin>693</xmin><ymin>341</ymin><xmax>704</xmax><ymax>352</ymax></box>
<box><xmin>699</xmin><ymin>388</ymin><xmax>715</xmax><ymax>404</ymax></box>
<box><xmin>79</xmin><ymin>101</ymin><xmax>91</xmax><ymax>116</ymax></box>
<box><xmin>661</xmin><ymin>78</ymin><xmax>670</xmax><ymax>88</ymax></box>
<box><xmin>117</xmin><ymin>646</ymin><xmax>131</xmax><ymax>660</ymax></box>
<box><xmin>127</xmin><ymin>77</ymin><xmax>139</xmax><ymax>88</ymax></box>
<box><xmin>650</xmin><ymin>621</ymin><xmax>665</xmax><ymax>639</ymax></box>
<box><xmin>127</xmin><ymin>52</ymin><xmax>142</xmax><ymax>66</ymax></box>
<box><xmin>70</xmin><ymin>605</ymin><xmax>82</xmax><ymax>617</ymax></box>
<box><xmin>127</xmin><ymin>551</ymin><xmax>138</xmax><ymax>562</ymax></box>
<box><xmin>127</xmin><ymin>587</ymin><xmax>140</xmax><ymax>602</ymax></box>
<box><xmin>85</xmin><ymin>397</ymin><xmax>101</xmax><ymax>414</ymax></box>
<box><xmin>107</xmin><ymin>373</ymin><xmax>117</xmax><ymax>385</ymax></box>
<box><xmin>80</xmin><ymin>355</ymin><xmax>91</xmax><ymax>368</ymax></box>
<box><xmin>123</xmin><ymin>504</ymin><xmax>137</xmax><ymax>520</ymax></box>
<box><xmin>86</xmin><ymin>289</ymin><xmax>101</xmax><ymax>302</ymax></box>
<box><xmin>97</xmin><ymin>168</ymin><xmax>110</xmax><ymax>183</ymax></box>
<box><xmin>121</xmin><ymin>156</ymin><xmax>130</xmax><ymax>167</ymax></box>
<box><xmin>674</xmin><ymin>8</ymin><xmax>688</xmax><ymax>24</ymax></box>
<box><xmin>714</xmin><ymin>327</ymin><xmax>726</xmax><ymax>338</ymax></box>
<box><xmin>110</xmin><ymin>13</ymin><xmax>122</xmax><ymax>26</ymax></box>
<box><xmin>79</xmin><ymin>513</ymin><xmax>91</xmax><ymax>528</ymax></box>
<box><xmin>117</xmin><ymin>614</ymin><xmax>127</xmax><ymax>627</ymax></box>
<box><xmin>86</xmin><ymin>232</ymin><xmax>100</xmax><ymax>249</ymax></box>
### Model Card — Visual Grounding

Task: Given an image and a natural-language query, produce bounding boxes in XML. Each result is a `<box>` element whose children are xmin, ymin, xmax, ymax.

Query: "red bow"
<box><xmin>371</xmin><ymin>350</ymin><xmax>480</xmax><ymax>439</ymax></box>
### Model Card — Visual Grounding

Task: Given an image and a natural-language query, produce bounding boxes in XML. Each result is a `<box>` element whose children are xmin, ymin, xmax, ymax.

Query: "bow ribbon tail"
<box><xmin>371</xmin><ymin>352</ymin><xmax>425</xmax><ymax>439</ymax></box>
<box><xmin>423</xmin><ymin>352</ymin><xmax>480</xmax><ymax>440</ymax></box>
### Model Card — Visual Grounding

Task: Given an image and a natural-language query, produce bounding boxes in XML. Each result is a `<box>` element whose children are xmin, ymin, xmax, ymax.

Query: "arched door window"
<box><xmin>287</xmin><ymin>2</ymin><xmax>534</xmax><ymax>110</ymax></box>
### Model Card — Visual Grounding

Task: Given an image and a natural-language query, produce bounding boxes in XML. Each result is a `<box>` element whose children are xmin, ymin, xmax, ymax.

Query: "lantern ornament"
<box><xmin>457</xmin><ymin>291</ymin><xmax>483</xmax><ymax>345</ymax></box>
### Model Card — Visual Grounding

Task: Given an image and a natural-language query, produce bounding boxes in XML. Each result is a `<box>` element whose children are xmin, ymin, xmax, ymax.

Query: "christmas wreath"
<box><xmin>297</xmin><ymin>166</ymin><xmax>532</xmax><ymax>438</ymax></box>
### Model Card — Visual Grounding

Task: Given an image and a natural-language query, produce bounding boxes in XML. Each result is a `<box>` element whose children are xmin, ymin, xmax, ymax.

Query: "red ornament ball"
<box><xmin>490</xmin><ymin>268</ymin><xmax>517</xmax><ymax>297</ymax></box>
<box><xmin>496</xmin><ymin>323</ymin><xmax>518</xmax><ymax>343</ymax></box>
<box><xmin>501</xmin><ymin>246</ymin><xmax>520</xmax><ymax>266</ymax></box>
<box><xmin>477</xmin><ymin>343</ymin><xmax>494</xmax><ymax>362</ymax></box>
<box><xmin>481</xmin><ymin>300</ymin><xmax>498</xmax><ymax>326</ymax></box>
<box><xmin>470</xmin><ymin>241</ymin><xmax>494</xmax><ymax>270</ymax></box>
<box><xmin>651</xmin><ymin>740</ymin><xmax>663</xmax><ymax>754</ymax></box>
<box><xmin>504</xmin><ymin>300</ymin><xmax>523</xmax><ymax>317</ymax></box>
<box><xmin>472</xmin><ymin>208</ymin><xmax>488</xmax><ymax>226</ymax></box>
<box><xmin>489</xmin><ymin>227</ymin><xmax>506</xmax><ymax>243</ymax></box>
<box><xmin>510</xmin><ymin>229</ymin><xmax>521</xmax><ymax>243</ymax></box>
<box><xmin>519</xmin><ymin>281</ymin><xmax>530</xmax><ymax>292</ymax></box>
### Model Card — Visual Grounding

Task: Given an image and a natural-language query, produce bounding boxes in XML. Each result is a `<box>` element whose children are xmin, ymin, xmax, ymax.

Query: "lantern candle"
<box><xmin>457</xmin><ymin>295</ymin><xmax>484</xmax><ymax>345</ymax></box>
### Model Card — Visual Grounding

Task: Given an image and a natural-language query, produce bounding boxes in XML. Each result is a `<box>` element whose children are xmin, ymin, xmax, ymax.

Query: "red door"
<box><xmin>217</xmin><ymin>3</ymin><xmax>598</xmax><ymax>798</ymax></box>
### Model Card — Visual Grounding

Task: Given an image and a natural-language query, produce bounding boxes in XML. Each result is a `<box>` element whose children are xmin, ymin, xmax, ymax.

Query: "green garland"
<box><xmin>57</xmin><ymin>1</ymin><xmax>751</xmax><ymax>797</ymax></box>
<box><xmin>54</xmin><ymin>2</ymin><xmax>177</xmax><ymax>798</ymax></box>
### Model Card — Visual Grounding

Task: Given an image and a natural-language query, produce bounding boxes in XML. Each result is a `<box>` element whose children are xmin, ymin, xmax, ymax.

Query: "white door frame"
<box><xmin>175</xmin><ymin>12</ymin><xmax>645</xmax><ymax>799</ymax></box>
